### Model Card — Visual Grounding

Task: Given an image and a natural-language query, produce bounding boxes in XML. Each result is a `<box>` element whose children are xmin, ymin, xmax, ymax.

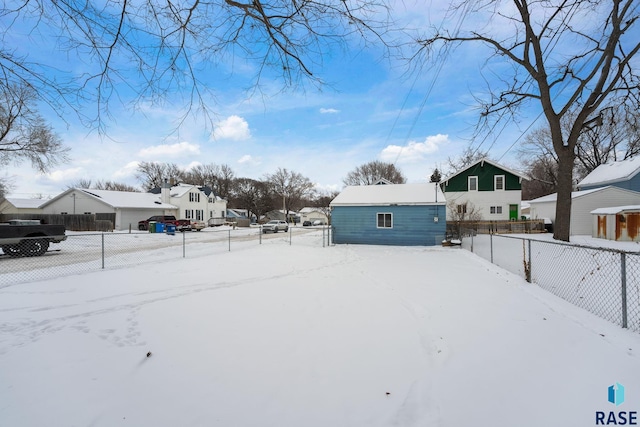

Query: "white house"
<box><xmin>528</xmin><ymin>186</ymin><xmax>640</xmax><ymax>235</ymax></box>
<box><xmin>0</xmin><ymin>197</ymin><xmax>45</xmax><ymax>215</ymax></box>
<box><xmin>152</xmin><ymin>183</ymin><xmax>227</xmax><ymax>224</ymax></box>
<box><xmin>442</xmin><ymin>158</ymin><xmax>527</xmax><ymax>221</ymax></box>
<box><xmin>299</xmin><ymin>207</ymin><xmax>328</xmax><ymax>225</ymax></box>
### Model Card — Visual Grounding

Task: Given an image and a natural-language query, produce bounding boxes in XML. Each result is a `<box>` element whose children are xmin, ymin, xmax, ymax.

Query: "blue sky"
<box><xmin>4</xmin><ymin>1</ymin><xmax>546</xmax><ymax>198</ymax></box>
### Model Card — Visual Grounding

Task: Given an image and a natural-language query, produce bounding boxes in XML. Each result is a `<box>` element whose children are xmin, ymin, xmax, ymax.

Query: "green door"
<box><xmin>509</xmin><ymin>204</ymin><xmax>518</xmax><ymax>221</ymax></box>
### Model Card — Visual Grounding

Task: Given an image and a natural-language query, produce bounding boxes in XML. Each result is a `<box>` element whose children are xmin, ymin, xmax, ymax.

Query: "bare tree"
<box><xmin>446</xmin><ymin>200</ymin><xmax>483</xmax><ymax>239</ymax></box>
<box><xmin>0</xmin><ymin>83</ymin><xmax>68</xmax><ymax>192</ymax></box>
<box><xmin>2</xmin><ymin>1</ymin><xmax>391</xmax><ymax>129</ymax></box>
<box><xmin>230</xmin><ymin>178</ymin><xmax>273</xmax><ymax>220</ymax></box>
<box><xmin>445</xmin><ymin>147</ymin><xmax>489</xmax><ymax>176</ymax></box>
<box><xmin>343</xmin><ymin>161</ymin><xmax>407</xmax><ymax>185</ymax></box>
<box><xmin>574</xmin><ymin>103</ymin><xmax>640</xmax><ymax>177</ymax></box>
<box><xmin>520</xmin><ymin>105</ymin><xmax>640</xmax><ymax>186</ymax></box>
<box><xmin>417</xmin><ymin>0</ymin><xmax>640</xmax><ymax>241</ymax></box>
<box><xmin>136</xmin><ymin>162</ymin><xmax>185</xmax><ymax>190</ymax></box>
<box><xmin>265</xmin><ymin>168</ymin><xmax>315</xmax><ymax>215</ymax></box>
<box><xmin>520</xmin><ymin>156</ymin><xmax>558</xmax><ymax>200</ymax></box>
<box><xmin>183</xmin><ymin>163</ymin><xmax>235</xmax><ymax>199</ymax></box>
<box><xmin>66</xmin><ymin>179</ymin><xmax>94</xmax><ymax>190</ymax></box>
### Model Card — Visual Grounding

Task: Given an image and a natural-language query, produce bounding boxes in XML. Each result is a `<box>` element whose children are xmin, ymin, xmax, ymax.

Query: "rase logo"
<box><xmin>596</xmin><ymin>383</ymin><xmax>637</xmax><ymax>425</ymax></box>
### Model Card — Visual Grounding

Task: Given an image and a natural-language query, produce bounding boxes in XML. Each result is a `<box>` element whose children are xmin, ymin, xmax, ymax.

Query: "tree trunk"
<box><xmin>553</xmin><ymin>146</ymin><xmax>575</xmax><ymax>241</ymax></box>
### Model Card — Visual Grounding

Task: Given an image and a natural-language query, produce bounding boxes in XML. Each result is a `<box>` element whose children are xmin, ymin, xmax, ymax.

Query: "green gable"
<box><xmin>443</xmin><ymin>160</ymin><xmax>522</xmax><ymax>192</ymax></box>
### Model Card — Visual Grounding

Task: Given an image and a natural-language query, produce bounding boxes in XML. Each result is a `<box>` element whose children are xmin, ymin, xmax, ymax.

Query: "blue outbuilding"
<box><xmin>330</xmin><ymin>183</ymin><xmax>446</xmax><ymax>246</ymax></box>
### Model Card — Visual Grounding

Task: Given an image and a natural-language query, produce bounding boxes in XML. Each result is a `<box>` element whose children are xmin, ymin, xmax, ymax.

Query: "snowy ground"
<box><xmin>1</xmin><ymin>231</ymin><xmax>639</xmax><ymax>426</ymax></box>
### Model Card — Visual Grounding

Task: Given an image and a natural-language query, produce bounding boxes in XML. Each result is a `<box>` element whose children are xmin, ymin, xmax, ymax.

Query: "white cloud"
<box><xmin>238</xmin><ymin>155</ymin><xmax>261</xmax><ymax>166</ymax></box>
<box><xmin>113</xmin><ymin>161</ymin><xmax>140</xmax><ymax>179</ymax></box>
<box><xmin>211</xmin><ymin>115</ymin><xmax>251</xmax><ymax>141</ymax></box>
<box><xmin>138</xmin><ymin>141</ymin><xmax>200</xmax><ymax>158</ymax></box>
<box><xmin>44</xmin><ymin>168</ymin><xmax>86</xmax><ymax>182</ymax></box>
<box><xmin>320</xmin><ymin>108</ymin><xmax>340</xmax><ymax>114</ymax></box>
<box><xmin>380</xmin><ymin>134</ymin><xmax>450</xmax><ymax>163</ymax></box>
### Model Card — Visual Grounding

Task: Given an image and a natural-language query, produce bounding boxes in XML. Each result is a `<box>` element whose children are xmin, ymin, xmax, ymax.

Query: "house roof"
<box><xmin>330</xmin><ymin>183</ymin><xmax>445</xmax><ymax>206</ymax></box>
<box><xmin>527</xmin><ymin>186</ymin><xmax>640</xmax><ymax>204</ymax></box>
<box><xmin>40</xmin><ymin>188</ymin><xmax>177</xmax><ymax>210</ymax></box>
<box><xmin>578</xmin><ymin>157</ymin><xmax>640</xmax><ymax>187</ymax></box>
<box><xmin>299</xmin><ymin>207</ymin><xmax>326</xmax><ymax>214</ymax></box>
<box><xmin>591</xmin><ymin>205</ymin><xmax>640</xmax><ymax>215</ymax></box>
<box><xmin>3</xmin><ymin>197</ymin><xmax>45</xmax><ymax>209</ymax></box>
<box><xmin>443</xmin><ymin>158</ymin><xmax>528</xmax><ymax>182</ymax></box>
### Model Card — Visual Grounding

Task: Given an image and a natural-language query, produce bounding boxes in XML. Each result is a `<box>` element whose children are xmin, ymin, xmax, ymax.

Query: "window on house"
<box><xmin>84</xmin><ymin>212</ymin><xmax>91</xmax><ymax>214</ymax></box>
<box><xmin>457</xmin><ymin>204</ymin><xmax>467</xmax><ymax>214</ymax></box>
<box><xmin>490</xmin><ymin>206</ymin><xmax>503</xmax><ymax>214</ymax></box>
<box><xmin>494</xmin><ymin>175</ymin><xmax>505</xmax><ymax>191</ymax></box>
<box><xmin>377</xmin><ymin>213</ymin><xmax>393</xmax><ymax>228</ymax></box>
<box><xmin>61</xmin><ymin>212</ymin><xmax>68</xmax><ymax>215</ymax></box>
<box><xmin>196</xmin><ymin>210</ymin><xmax>203</xmax><ymax>220</ymax></box>
<box><xmin>189</xmin><ymin>192</ymin><xmax>200</xmax><ymax>203</ymax></box>
<box><xmin>185</xmin><ymin>209</ymin><xmax>193</xmax><ymax>219</ymax></box>
<box><xmin>468</xmin><ymin>176</ymin><xmax>478</xmax><ymax>191</ymax></box>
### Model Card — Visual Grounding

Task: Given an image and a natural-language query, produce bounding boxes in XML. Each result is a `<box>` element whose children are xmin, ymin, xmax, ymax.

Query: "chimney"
<box><xmin>161</xmin><ymin>178</ymin><xmax>171</xmax><ymax>204</ymax></box>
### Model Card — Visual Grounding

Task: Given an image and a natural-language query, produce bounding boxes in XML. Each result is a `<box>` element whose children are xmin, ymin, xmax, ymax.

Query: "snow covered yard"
<box><xmin>1</xmin><ymin>232</ymin><xmax>639</xmax><ymax>427</ymax></box>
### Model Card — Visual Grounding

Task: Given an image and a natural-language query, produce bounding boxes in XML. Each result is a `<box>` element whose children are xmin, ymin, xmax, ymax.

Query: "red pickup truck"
<box><xmin>138</xmin><ymin>215</ymin><xmax>190</xmax><ymax>231</ymax></box>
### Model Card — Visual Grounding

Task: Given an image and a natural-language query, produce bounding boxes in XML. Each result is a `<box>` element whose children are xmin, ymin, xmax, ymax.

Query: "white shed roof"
<box><xmin>528</xmin><ymin>187</ymin><xmax>605</xmax><ymax>204</ymax></box>
<box><xmin>578</xmin><ymin>157</ymin><xmax>640</xmax><ymax>187</ymax></box>
<box><xmin>330</xmin><ymin>183</ymin><xmax>445</xmax><ymax>206</ymax></box>
<box><xmin>3</xmin><ymin>197</ymin><xmax>45</xmax><ymax>209</ymax></box>
<box><xmin>591</xmin><ymin>205</ymin><xmax>640</xmax><ymax>215</ymax></box>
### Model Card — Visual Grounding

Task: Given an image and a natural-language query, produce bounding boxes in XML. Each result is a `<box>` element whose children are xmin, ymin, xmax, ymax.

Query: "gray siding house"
<box><xmin>578</xmin><ymin>157</ymin><xmax>640</xmax><ymax>192</ymax></box>
<box><xmin>330</xmin><ymin>183</ymin><xmax>446</xmax><ymax>246</ymax></box>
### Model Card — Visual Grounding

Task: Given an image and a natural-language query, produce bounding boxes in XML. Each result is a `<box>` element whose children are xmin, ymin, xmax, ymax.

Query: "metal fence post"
<box><xmin>101</xmin><ymin>233</ymin><xmax>105</xmax><ymax>269</ymax></box>
<box><xmin>621</xmin><ymin>252</ymin><xmax>628</xmax><ymax>329</ymax></box>
<box><xmin>259</xmin><ymin>226</ymin><xmax>262</xmax><ymax>244</ymax></box>
<box><xmin>322</xmin><ymin>226</ymin><xmax>325</xmax><ymax>248</ymax></box>
<box><xmin>490</xmin><ymin>232</ymin><xmax>494</xmax><ymax>264</ymax></box>
<box><xmin>289</xmin><ymin>226</ymin><xmax>292</xmax><ymax>246</ymax></box>
<box><xmin>528</xmin><ymin>239</ymin><xmax>532</xmax><ymax>283</ymax></box>
<box><xmin>183</xmin><ymin>230</ymin><xmax>186</xmax><ymax>258</ymax></box>
<box><xmin>228</xmin><ymin>229</ymin><xmax>231</xmax><ymax>252</ymax></box>
<box><xmin>470</xmin><ymin>232</ymin><xmax>474</xmax><ymax>253</ymax></box>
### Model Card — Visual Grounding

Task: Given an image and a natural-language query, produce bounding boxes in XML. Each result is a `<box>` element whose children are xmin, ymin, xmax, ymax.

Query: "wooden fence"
<box><xmin>447</xmin><ymin>219</ymin><xmax>547</xmax><ymax>238</ymax></box>
<box><xmin>0</xmin><ymin>213</ymin><xmax>116</xmax><ymax>231</ymax></box>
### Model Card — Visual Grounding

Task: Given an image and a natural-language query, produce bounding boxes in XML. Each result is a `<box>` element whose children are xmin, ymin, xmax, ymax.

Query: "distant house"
<box><xmin>40</xmin><ymin>188</ymin><xmax>177</xmax><ymax>230</ymax></box>
<box><xmin>442</xmin><ymin>158</ymin><xmax>526</xmax><ymax>221</ymax></box>
<box><xmin>0</xmin><ymin>197</ymin><xmax>45</xmax><ymax>215</ymax></box>
<box><xmin>150</xmin><ymin>183</ymin><xmax>226</xmax><ymax>224</ymax></box>
<box><xmin>528</xmin><ymin>186</ymin><xmax>640</xmax><ymax>235</ymax></box>
<box><xmin>330</xmin><ymin>183</ymin><xmax>446</xmax><ymax>246</ymax></box>
<box><xmin>578</xmin><ymin>157</ymin><xmax>640</xmax><ymax>192</ymax></box>
<box><xmin>299</xmin><ymin>207</ymin><xmax>328</xmax><ymax>225</ymax></box>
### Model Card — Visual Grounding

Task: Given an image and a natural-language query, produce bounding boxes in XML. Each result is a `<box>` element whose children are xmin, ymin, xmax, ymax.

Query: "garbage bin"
<box><xmin>155</xmin><ymin>222</ymin><xmax>166</xmax><ymax>233</ymax></box>
<box><xmin>148</xmin><ymin>221</ymin><xmax>157</xmax><ymax>233</ymax></box>
<box><xmin>166</xmin><ymin>224</ymin><xmax>176</xmax><ymax>235</ymax></box>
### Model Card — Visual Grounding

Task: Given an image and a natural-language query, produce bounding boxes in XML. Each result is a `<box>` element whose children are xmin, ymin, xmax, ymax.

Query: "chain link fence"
<box><xmin>0</xmin><ymin>226</ymin><xmax>333</xmax><ymax>288</ymax></box>
<box><xmin>461</xmin><ymin>230</ymin><xmax>640</xmax><ymax>333</ymax></box>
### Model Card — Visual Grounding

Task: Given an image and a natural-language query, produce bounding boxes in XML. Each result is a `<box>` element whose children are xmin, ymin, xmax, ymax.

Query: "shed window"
<box><xmin>494</xmin><ymin>175</ymin><xmax>505</xmax><ymax>191</ymax></box>
<box><xmin>377</xmin><ymin>213</ymin><xmax>393</xmax><ymax>228</ymax></box>
<box><xmin>468</xmin><ymin>176</ymin><xmax>478</xmax><ymax>191</ymax></box>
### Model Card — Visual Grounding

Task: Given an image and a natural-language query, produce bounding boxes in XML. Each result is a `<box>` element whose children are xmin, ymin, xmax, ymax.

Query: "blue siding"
<box><xmin>581</xmin><ymin>174</ymin><xmax>640</xmax><ymax>192</ymax></box>
<box><xmin>332</xmin><ymin>205</ymin><xmax>446</xmax><ymax>246</ymax></box>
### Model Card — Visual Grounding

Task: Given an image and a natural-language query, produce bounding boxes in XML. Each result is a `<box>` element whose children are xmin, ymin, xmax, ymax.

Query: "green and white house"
<box><xmin>442</xmin><ymin>159</ymin><xmax>526</xmax><ymax>221</ymax></box>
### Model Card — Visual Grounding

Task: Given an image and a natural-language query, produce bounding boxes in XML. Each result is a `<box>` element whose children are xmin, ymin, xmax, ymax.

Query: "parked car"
<box><xmin>138</xmin><ymin>215</ymin><xmax>189</xmax><ymax>231</ymax></box>
<box><xmin>312</xmin><ymin>220</ymin><xmax>323</xmax><ymax>226</ymax></box>
<box><xmin>189</xmin><ymin>220</ymin><xmax>206</xmax><ymax>231</ymax></box>
<box><xmin>262</xmin><ymin>220</ymin><xmax>289</xmax><ymax>233</ymax></box>
<box><xmin>303</xmin><ymin>221</ymin><xmax>312</xmax><ymax>226</ymax></box>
